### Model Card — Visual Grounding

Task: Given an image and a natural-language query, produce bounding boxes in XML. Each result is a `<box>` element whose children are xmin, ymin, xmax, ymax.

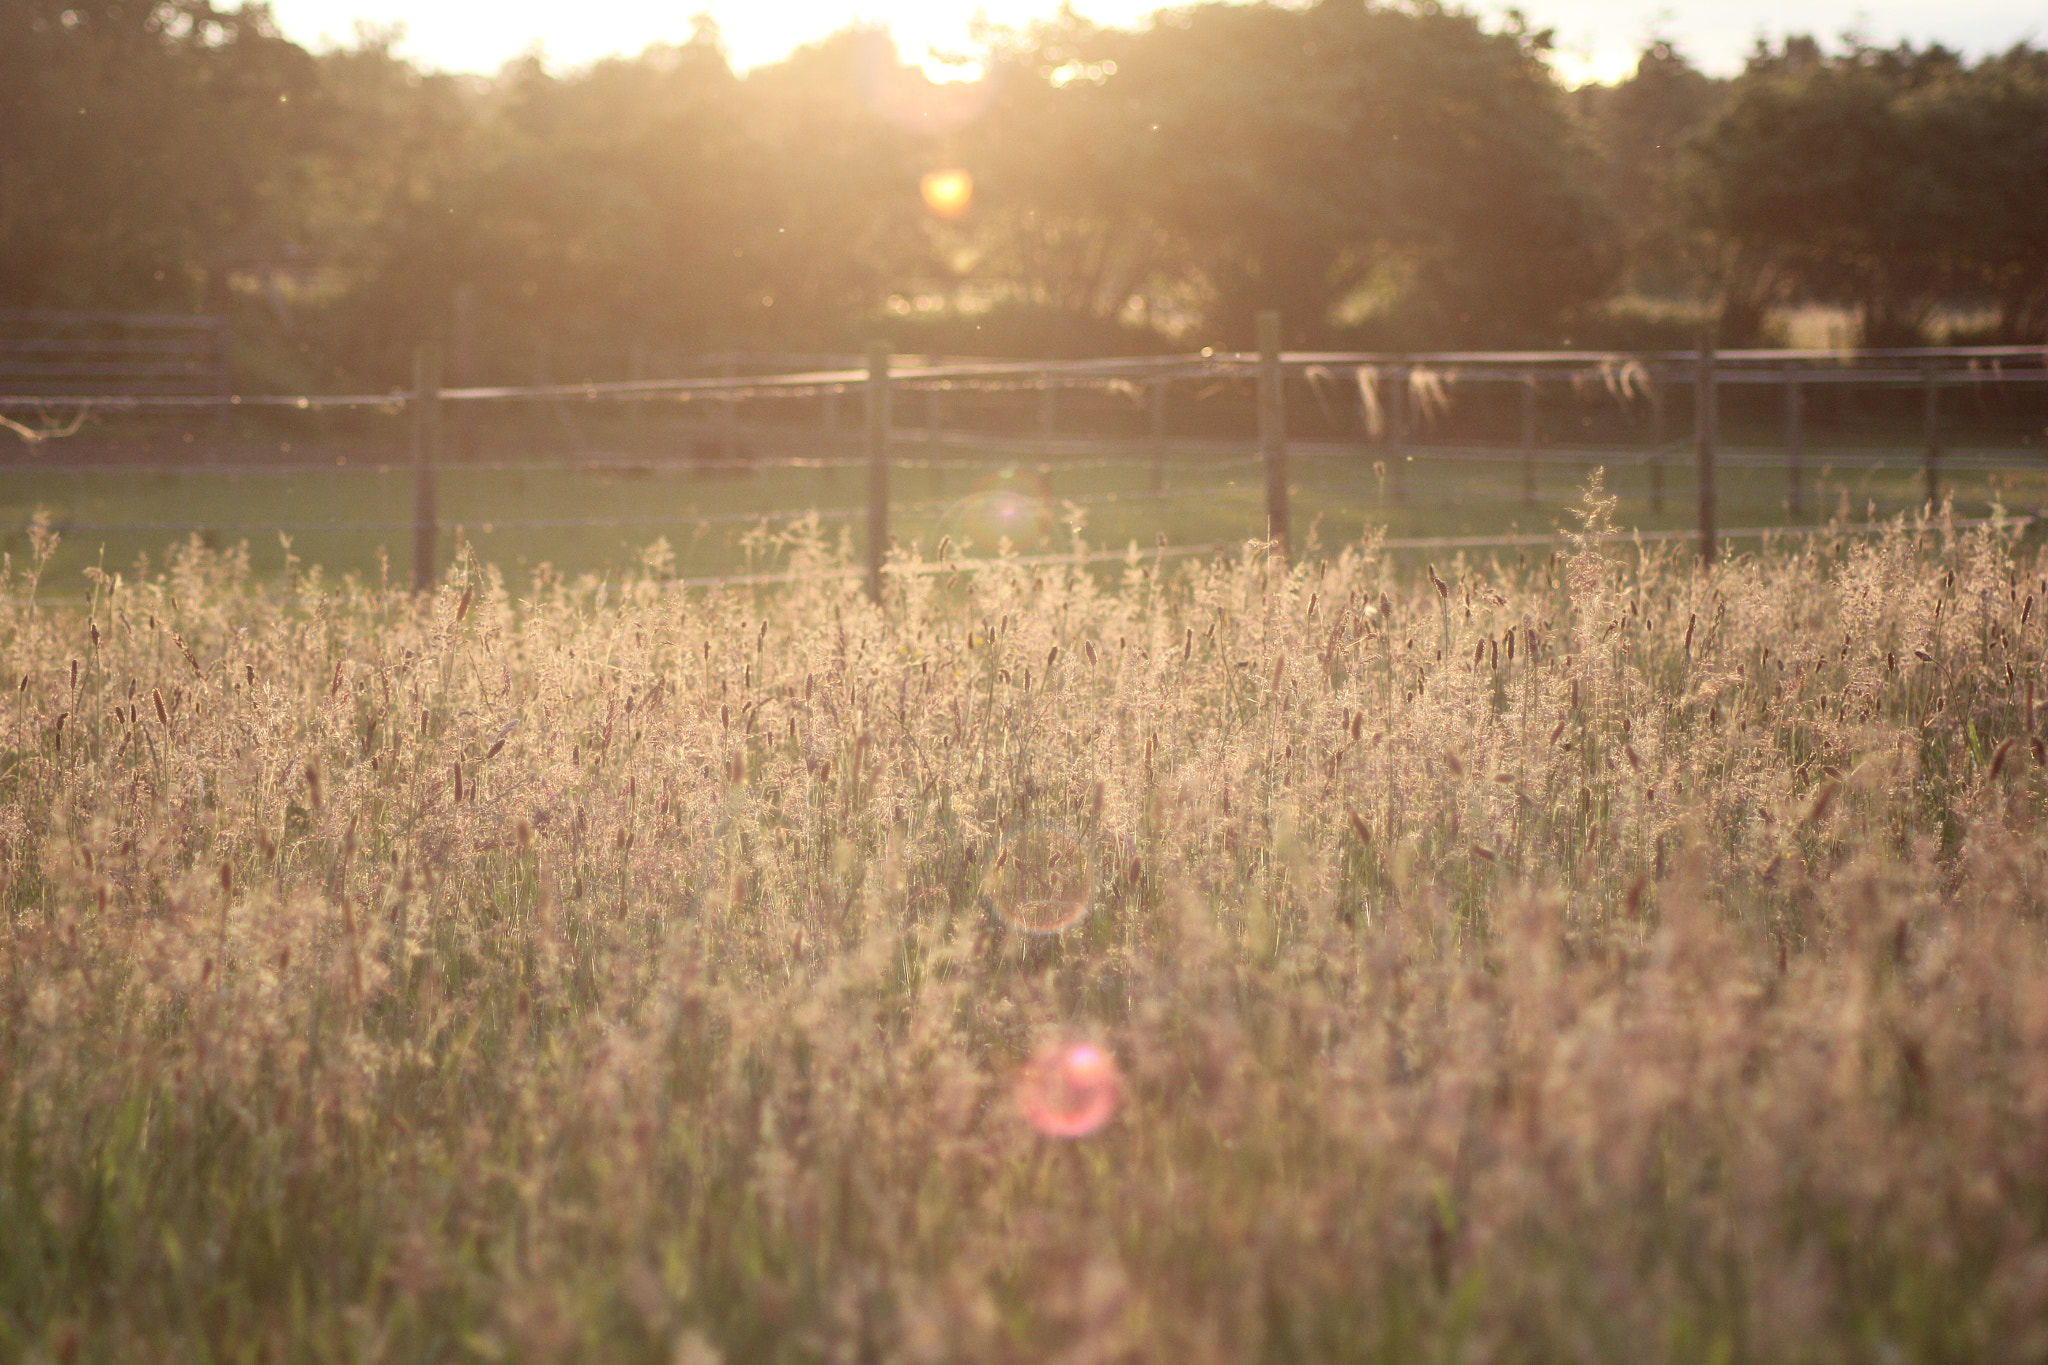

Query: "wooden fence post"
<box><xmin>822</xmin><ymin>382</ymin><xmax>839</xmax><ymax>486</ymax></box>
<box><xmin>412</xmin><ymin>344</ymin><xmax>441</xmax><ymax>594</ymax></box>
<box><xmin>1389</xmin><ymin>360</ymin><xmax>1409</xmax><ymax>505</ymax></box>
<box><xmin>1148</xmin><ymin>377</ymin><xmax>1169</xmax><ymax>494</ymax></box>
<box><xmin>1922</xmin><ymin>363</ymin><xmax>1941</xmax><ymax>506</ymax></box>
<box><xmin>1695</xmin><ymin>330</ymin><xmax>1717</xmax><ymax>566</ymax></box>
<box><xmin>1520</xmin><ymin>372</ymin><xmax>1538</xmax><ymax>507</ymax></box>
<box><xmin>926</xmin><ymin>366</ymin><xmax>944</xmax><ymax>496</ymax></box>
<box><xmin>1647</xmin><ymin>372</ymin><xmax>1666</xmax><ymax>514</ymax></box>
<box><xmin>452</xmin><ymin>285</ymin><xmax>478</xmax><ymax>461</ymax></box>
<box><xmin>627</xmin><ymin>344</ymin><xmax>647</xmax><ymax>444</ymax></box>
<box><xmin>866</xmin><ymin>343</ymin><xmax>891</xmax><ymax>603</ymax></box>
<box><xmin>208</xmin><ymin>313</ymin><xmax>231</xmax><ymax>457</ymax></box>
<box><xmin>1785</xmin><ymin>376</ymin><xmax>1805</xmax><ymax>520</ymax></box>
<box><xmin>1258</xmin><ymin>311</ymin><xmax>1289</xmax><ymax>559</ymax></box>
<box><xmin>532</xmin><ymin>336</ymin><xmax>586</xmax><ymax>457</ymax></box>
<box><xmin>720</xmin><ymin>354</ymin><xmax>740</xmax><ymax>467</ymax></box>
<box><xmin>1038</xmin><ymin>376</ymin><xmax>1056</xmax><ymax>457</ymax></box>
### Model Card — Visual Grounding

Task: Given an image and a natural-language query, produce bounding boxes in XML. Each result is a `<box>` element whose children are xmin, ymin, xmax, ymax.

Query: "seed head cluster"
<box><xmin>2</xmin><ymin>502</ymin><xmax>2046</xmax><ymax>1361</ymax></box>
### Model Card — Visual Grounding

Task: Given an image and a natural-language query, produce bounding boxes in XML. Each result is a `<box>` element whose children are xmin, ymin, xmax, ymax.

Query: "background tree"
<box><xmin>0</xmin><ymin>0</ymin><xmax>322</xmax><ymax>311</ymax></box>
<box><xmin>737</xmin><ymin>29</ymin><xmax>944</xmax><ymax>345</ymax></box>
<box><xmin>1690</xmin><ymin>38</ymin><xmax>2048</xmax><ymax>344</ymax></box>
<box><xmin>931</xmin><ymin>15</ymin><xmax>1189</xmax><ymax>350</ymax></box>
<box><xmin>1572</xmin><ymin>41</ymin><xmax>1726</xmax><ymax>305</ymax></box>
<box><xmin>1910</xmin><ymin>45</ymin><xmax>2048</xmax><ymax>341</ymax></box>
<box><xmin>6</xmin><ymin>2</ymin><xmax>2041</xmax><ymax>379</ymax></box>
<box><xmin>1081</xmin><ymin>1</ymin><xmax>1618</xmax><ymax>348</ymax></box>
<box><xmin>335</xmin><ymin>30</ymin><xmax>762</xmax><ymax>381</ymax></box>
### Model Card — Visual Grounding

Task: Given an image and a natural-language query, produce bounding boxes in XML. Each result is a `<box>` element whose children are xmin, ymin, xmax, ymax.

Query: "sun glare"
<box><xmin>920</xmin><ymin>168</ymin><xmax>973</xmax><ymax>220</ymax></box>
<box><xmin>1546</xmin><ymin>43</ymin><xmax>1639</xmax><ymax>88</ymax></box>
<box><xmin>868</xmin><ymin>4</ymin><xmax>995</xmax><ymax>82</ymax></box>
<box><xmin>918</xmin><ymin>52</ymin><xmax>985</xmax><ymax>83</ymax></box>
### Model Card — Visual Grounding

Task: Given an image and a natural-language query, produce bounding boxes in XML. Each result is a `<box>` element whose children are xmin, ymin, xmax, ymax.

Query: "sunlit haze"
<box><xmin>266</xmin><ymin>0</ymin><xmax>2044</xmax><ymax>83</ymax></box>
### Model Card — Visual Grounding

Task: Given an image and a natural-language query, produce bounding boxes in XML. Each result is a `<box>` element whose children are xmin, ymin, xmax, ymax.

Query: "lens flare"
<box><xmin>1017</xmin><ymin>1041</ymin><xmax>1121</xmax><ymax>1138</ymax></box>
<box><xmin>935</xmin><ymin>470</ymin><xmax>1054</xmax><ymax>555</ymax></box>
<box><xmin>920</xmin><ymin>169</ymin><xmax>973</xmax><ymax>221</ymax></box>
<box><xmin>986</xmin><ymin>825</ymin><xmax>1093</xmax><ymax>934</ymax></box>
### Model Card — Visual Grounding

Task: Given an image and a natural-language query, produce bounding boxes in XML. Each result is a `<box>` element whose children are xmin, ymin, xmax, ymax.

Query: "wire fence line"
<box><xmin>2</xmin><ymin>341</ymin><xmax>2044</xmax><ymax>414</ymax></box>
<box><xmin>5</xmin><ymin>440</ymin><xmax>2043</xmax><ymax>481</ymax></box>
<box><xmin>0</xmin><ymin>446</ymin><xmax>1275</xmax><ymax>476</ymax></box>
<box><xmin>21</xmin><ymin>487</ymin><xmax>1202</xmax><ymax>536</ymax></box>
<box><xmin>4</xmin><ymin>323</ymin><xmax>2045</xmax><ymax>594</ymax></box>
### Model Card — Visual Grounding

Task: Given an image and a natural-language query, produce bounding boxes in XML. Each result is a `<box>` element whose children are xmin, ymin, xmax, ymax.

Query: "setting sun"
<box><xmin>920</xmin><ymin>168</ymin><xmax>973</xmax><ymax>220</ymax></box>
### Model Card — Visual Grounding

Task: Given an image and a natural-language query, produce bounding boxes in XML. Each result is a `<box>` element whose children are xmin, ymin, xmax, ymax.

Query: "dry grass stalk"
<box><xmin>0</xmin><ymin>507</ymin><xmax>2044</xmax><ymax>1362</ymax></box>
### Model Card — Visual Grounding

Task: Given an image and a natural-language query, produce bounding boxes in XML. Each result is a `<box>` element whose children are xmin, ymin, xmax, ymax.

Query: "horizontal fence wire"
<box><xmin>18</xmin><ymin>488</ymin><xmax>1187</xmax><ymax>535</ymax></box>
<box><xmin>3</xmin><ymin>344</ymin><xmax>2045</xmax><ymax>413</ymax></box>
<box><xmin>5</xmin><ymin>341</ymin><xmax>2042</xmax><ymax>596</ymax></box>
<box><xmin>3</xmin><ymin>442</ymin><xmax>2043</xmax><ymax>477</ymax></box>
<box><xmin>0</xmin><ymin>449</ymin><xmax>1274</xmax><ymax>476</ymax></box>
<box><xmin>2</xmin><ymin>446</ymin><xmax>2041</xmax><ymax>474</ymax></box>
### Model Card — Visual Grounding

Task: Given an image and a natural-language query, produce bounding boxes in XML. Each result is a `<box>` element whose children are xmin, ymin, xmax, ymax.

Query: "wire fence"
<box><xmin>3</xmin><ymin>322</ymin><xmax>2044</xmax><ymax>593</ymax></box>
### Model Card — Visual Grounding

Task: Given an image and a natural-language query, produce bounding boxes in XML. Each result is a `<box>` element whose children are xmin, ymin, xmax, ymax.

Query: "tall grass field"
<box><xmin>3</xmin><ymin>494</ymin><xmax>2047</xmax><ymax>1362</ymax></box>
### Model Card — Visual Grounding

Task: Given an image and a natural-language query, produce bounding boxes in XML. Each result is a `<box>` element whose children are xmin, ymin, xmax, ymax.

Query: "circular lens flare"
<box><xmin>986</xmin><ymin>825</ymin><xmax>1093</xmax><ymax>934</ymax></box>
<box><xmin>921</xmin><ymin>169</ymin><xmax>973</xmax><ymax>220</ymax></box>
<box><xmin>935</xmin><ymin>471</ymin><xmax>1054</xmax><ymax>555</ymax></box>
<box><xmin>1017</xmin><ymin>1041</ymin><xmax>1121</xmax><ymax>1138</ymax></box>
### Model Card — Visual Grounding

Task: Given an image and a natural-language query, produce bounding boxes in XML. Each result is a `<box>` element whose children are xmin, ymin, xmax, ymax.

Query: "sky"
<box><xmin>265</xmin><ymin>0</ymin><xmax>2044</xmax><ymax>86</ymax></box>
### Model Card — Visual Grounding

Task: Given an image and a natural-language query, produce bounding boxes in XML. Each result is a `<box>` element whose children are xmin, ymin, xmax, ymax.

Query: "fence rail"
<box><xmin>4</xmin><ymin>341</ymin><xmax>2044</xmax><ymax>414</ymax></box>
<box><xmin>0</xmin><ymin>310</ymin><xmax>229</xmax><ymax>401</ymax></box>
<box><xmin>4</xmin><ymin>322</ymin><xmax>2044</xmax><ymax>592</ymax></box>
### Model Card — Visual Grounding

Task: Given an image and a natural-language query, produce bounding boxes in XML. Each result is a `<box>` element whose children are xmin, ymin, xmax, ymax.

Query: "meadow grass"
<box><xmin>2</xmin><ymin>491</ymin><xmax>2046</xmax><ymax>1363</ymax></box>
<box><xmin>4</xmin><ymin>436</ymin><xmax>2043</xmax><ymax>589</ymax></box>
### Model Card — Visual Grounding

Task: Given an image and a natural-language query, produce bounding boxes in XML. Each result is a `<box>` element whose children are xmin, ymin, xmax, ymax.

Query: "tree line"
<box><xmin>4</xmin><ymin>0</ymin><xmax>2044</xmax><ymax>388</ymax></box>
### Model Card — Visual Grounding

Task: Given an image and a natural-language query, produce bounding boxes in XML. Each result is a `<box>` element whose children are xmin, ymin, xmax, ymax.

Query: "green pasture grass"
<box><xmin>6</xmin><ymin>434</ymin><xmax>2045</xmax><ymax>593</ymax></box>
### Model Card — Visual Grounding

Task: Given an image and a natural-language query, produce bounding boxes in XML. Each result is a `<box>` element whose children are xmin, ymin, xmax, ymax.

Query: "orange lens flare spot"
<box><xmin>921</xmin><ymin>169</ymin><xmax>973</xmax><ymax>220</ymax></box>
<box><xmin>1017</xmin><ymin>1041</ymin><xmax>1121</xmax><ymax>1138</ymax></box>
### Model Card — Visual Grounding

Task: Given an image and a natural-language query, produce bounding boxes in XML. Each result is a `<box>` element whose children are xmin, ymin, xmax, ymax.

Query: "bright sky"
<box><xmin>266</xmin><ymin>0</ymin><xmax>2044</xmax><ymax>85</ymax></box>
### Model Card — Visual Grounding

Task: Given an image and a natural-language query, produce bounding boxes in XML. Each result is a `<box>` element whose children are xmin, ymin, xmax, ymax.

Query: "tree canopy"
<box><xmin>3</xmin><ymin>0</ymin><xmax>2041</xmax><ymax>383</ymax></box>
<box><xmin>1688</xmin><ymin>38</ymin><xmax>2048</xmax><ymax>344</ymax></box>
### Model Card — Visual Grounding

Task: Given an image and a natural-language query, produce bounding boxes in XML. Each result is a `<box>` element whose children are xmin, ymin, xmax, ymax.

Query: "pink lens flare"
<box><xmin>1017</xmin><ymin>1041</ymin><xmax>1122</xmax><ymax>1138</ymax></box>
<box><xmin>934</xmin><ymin>471</ymin><xmax>1056</xmax><ymax>556</ymax></box>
